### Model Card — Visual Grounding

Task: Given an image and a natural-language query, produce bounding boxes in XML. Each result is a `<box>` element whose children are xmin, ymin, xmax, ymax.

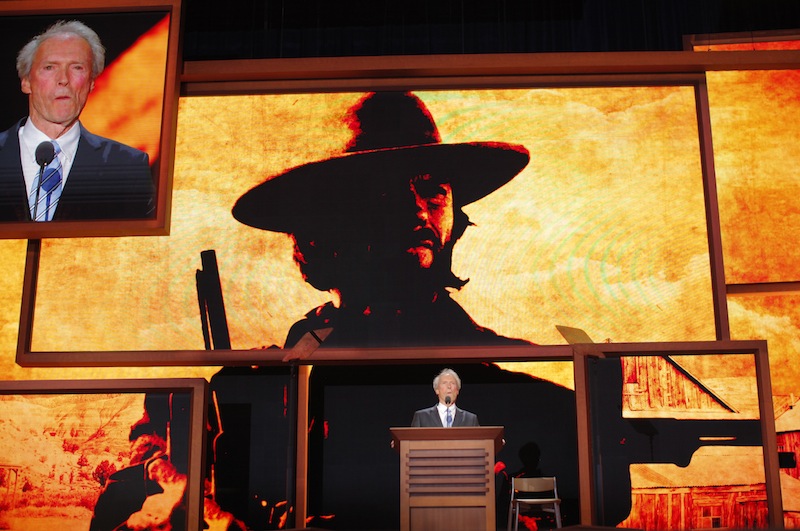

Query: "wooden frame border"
<box><xmin>18</xmin><ymin>70</ymin><xmax>725</xmax><ymax>366</ymax></box>
<box><xmin>684</xmin><ymin>28</ymin><xmax>800</xmax><ymax>50</ymax></box>
<box><xmin>0</xmin><ymin>0</ymin><xmax>183</xmax><ymax>238</ymax></box>
<box><xmin>0</xmin><ymin>377</ymin><xmax>208</xmax><ymax>531</ymax></box>
<box><xmin>684</xmin><ymin>29</ymin><xmax>800</xmax><ymax>301</ymax></box>
<box><xmin>12</xmin><ymin>46</ymin><xmax>800</xmax><ymax>364</ymax></box>
<box><xmin>180</xmin><ymin>49</ymin><xmax>800</xmax><ymax>97</ymax></box>
<box><xmin>571</xmin><ymin>339</ymin><xmax>781</xmax><ymax>528</ymax></box>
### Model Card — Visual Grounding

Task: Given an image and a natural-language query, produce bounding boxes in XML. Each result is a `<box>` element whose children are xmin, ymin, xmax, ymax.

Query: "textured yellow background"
<box><xmin>27</xmin><ymin>86</ymin><xmax>714</xmax><ymax>356</ymax></box>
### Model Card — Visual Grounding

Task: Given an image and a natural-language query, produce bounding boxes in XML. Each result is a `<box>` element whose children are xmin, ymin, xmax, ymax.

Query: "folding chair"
<box><xmin>507</xmin><ymin>476</ymin><xmax>563</xmax><ymax>530</ymax></box>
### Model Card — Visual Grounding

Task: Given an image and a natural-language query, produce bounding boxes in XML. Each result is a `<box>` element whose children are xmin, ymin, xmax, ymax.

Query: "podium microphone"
<box><xmin>32</xmin><ymin>141</ymin><xmax>55</xmax><ymax>220</ymax></box>
<box><xmin>36</xmin><ymin>141</ymin><xmax>55</xmax><ymax>166</ymax></box>
<box><xmin>445</xmin><ymin>396</ymin><xmax>451</xmax><ymax>405</ymax></box>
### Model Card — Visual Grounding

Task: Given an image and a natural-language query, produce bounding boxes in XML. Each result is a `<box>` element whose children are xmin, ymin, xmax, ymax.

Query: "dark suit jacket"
<box><xmin>411</xmin><ymin>404</ymin><xmax>480</xmax><ymax>427</ymax></box>
<box><xmin>0</xmin><ymin>118</ymin><xmax>155</xmax><ymax>221</ymax></box>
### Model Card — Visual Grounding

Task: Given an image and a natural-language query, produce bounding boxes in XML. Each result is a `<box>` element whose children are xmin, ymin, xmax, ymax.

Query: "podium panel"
<box><xmin>391</xmin><ymin>427</ymin><xmax>504</xmax><ymax>531</ymax></box>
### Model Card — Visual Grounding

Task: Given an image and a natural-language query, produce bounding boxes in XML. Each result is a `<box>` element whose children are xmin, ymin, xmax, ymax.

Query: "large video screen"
<box><xmin>0</xmin><ymin>378</ymin><xmax>207</xmax><ymax>530</ymax></box>
<box><xmin>0</xmin><ymin>1</ymin><xmax>181</xmax><ymax>238</ymax></box>
<box><xmin>25</xmin><ymin>83</ymin><xmax>716</xmax><ymax>355</ymax></box>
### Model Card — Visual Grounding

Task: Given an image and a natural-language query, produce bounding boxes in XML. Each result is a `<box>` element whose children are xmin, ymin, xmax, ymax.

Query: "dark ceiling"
<box><xmin>182</xmin><ymin>0</ymin><xmax>800</xmax><ymax>61</ymax></box>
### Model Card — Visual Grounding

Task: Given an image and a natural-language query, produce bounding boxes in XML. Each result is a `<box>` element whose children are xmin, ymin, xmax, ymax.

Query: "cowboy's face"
<box><xmin>404</xmin><ymin>173</ymin><xmax>454</xmax><ymax>269</ymax></box>
<box><xmin>21</xmin><ymin>34</ymin><xmax>95</xmax><ymax>138</ymax></box>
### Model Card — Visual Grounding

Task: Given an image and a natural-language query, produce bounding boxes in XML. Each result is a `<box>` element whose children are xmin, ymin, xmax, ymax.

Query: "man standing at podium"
<box><xmin>411</xmin><ymin>368</ymin><xmax>479</xmax><ymax>428</ymax></box>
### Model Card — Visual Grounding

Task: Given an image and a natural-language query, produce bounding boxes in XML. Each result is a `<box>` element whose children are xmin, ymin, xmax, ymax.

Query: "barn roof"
<box><xmin>776</xmin><ymin>401</ymin><xmax>800</xmax><ymax>433</ymax></box>
<box><xmin>630</xmin><ymin>446</ymin><xmax>765</xmax><ymax>488</ymax></box>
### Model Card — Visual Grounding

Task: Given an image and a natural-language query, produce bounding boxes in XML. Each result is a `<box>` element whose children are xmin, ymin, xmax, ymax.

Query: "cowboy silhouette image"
<box><xmin>233</xmin><ymin>91</ymin><xmax>531</xmax><ymax>348</ymax></box>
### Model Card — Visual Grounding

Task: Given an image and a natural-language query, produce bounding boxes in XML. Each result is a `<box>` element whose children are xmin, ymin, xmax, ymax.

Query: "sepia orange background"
<box><xmin>0</xmin><ymin>37</ymin><xmax>798</xmax><ymax>527</ymax></box>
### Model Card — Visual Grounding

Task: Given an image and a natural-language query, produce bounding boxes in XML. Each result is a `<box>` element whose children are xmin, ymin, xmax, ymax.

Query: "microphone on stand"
<box><xmin>32</xmin><ymin>141</ymin><xmax>55</xmax><ymax>221</ymax></box>
<box><xmin>445</xmin><ymin>396</ymin><xmax>452</xmax><ymax>405</ymax></box>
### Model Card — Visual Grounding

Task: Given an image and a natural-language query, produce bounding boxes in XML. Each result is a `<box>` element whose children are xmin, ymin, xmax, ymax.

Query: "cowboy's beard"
<box><xmin>293</xmin><ymin>233</ymin><xmax>461</xmax><ymax>305</ymax></box>
<box><xmin>292</xmin><ymin>206</ymin><xmax>470</xmax><ymax>303</ymax></box>
<box><xmin>402</xmin><ymin>224</ymin><xmax>446</xmax><ymax>269</ymax></box>
<box><xmin>337</xmin><ymin>237</ymin><xmax>452</xmax><ymax>303</ymax></box>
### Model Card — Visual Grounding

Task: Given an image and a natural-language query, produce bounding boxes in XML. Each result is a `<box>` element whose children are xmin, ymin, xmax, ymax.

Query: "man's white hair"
<box><xmin>433</xmin><ymin>368</ymin><xmax>462</xmax><ymax>390</ymax></box>
<box><xmin>16</xmin><ymin>20</ymin><xmax>105</xmax><ymax>80</ymax></box>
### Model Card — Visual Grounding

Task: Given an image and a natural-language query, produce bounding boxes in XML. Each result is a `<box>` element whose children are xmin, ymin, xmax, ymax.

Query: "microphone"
<box><xmin>32</xmin><ymin>141</ymin><xmax>55</xmax><ymax>221</ymax></box>
<box><xmin>36</xmin><ymin>141</ymin><xmax>55</xmax><ymax>166</ymax></box>
<box><xmin>445</xmin><ymin>396</ymin><xmax>451</xmax><ymax>405</ymax></box>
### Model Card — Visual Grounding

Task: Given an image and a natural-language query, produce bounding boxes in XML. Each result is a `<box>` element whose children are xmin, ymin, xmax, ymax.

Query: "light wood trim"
<box><xmin>182</xmin><ymin>50</ymin><xmax>800</xmax><ymax>84</ymax></box>
<box><xmin>573</xmin><ymin>348</ymin><xmax>597</xmax><ymax>526</ymax></box>
<box><xmin>755</xmin><ymin>343</ymin><xmax>784</xmax><ymax>529</ymax></box>
<box><xmin>727</xmin><ymin>281</ymin><xmax>800</xmax><ymax>295</ymax></box>
<box><xmin>295</xmin><ymin>364</ymin><xmax>311</xmax><ymax>527</ymax></box>
<box><xmin>695</xmin><ymin>77</ymin><xmax>730</xmax><ymax>340</ymax></box>
<box><xmin>17</xmin><ymin>334</ymin><xmax>575</xmax><ymax>366</ymax></box>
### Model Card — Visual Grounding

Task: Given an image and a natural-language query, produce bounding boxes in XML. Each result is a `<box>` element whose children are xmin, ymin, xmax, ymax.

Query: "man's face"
<box><xmin>404</xmin><ymin>173</ymin><xmax>455</xmax><ymax>269</ymax></box>
<box><xmin>435</xmin><ymin>374</ymin><xmax>460</xmax><ymax>405</ymax></box>
<box><xmin>21</xmin><ymin>34</ymin><xmax>95</xmax><ymax>137</ymax></box>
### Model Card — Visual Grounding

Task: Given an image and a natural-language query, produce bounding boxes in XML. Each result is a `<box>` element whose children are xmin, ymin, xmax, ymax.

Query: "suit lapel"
<box><xmin>57</xmin><ymin>127</ymin><xmax>101</xmax><ymax>209</ymax></box>
<box><xmin>0</xmin><ymin>120</ymin><xmax>32</xmax><ymax>221</ymax></box>
<box><xmin>431</xmin><ymin>407</ymin><xmax>444</xmax><ymax>427</ymax></box>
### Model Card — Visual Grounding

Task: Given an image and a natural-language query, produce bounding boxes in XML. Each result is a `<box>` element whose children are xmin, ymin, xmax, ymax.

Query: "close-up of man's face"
<box><xmin>405</xmin><ymin>174</ymin><xmax>454</xmax><ymax>270</ymax></box>
<box><xmin>21</xmin><ymin>34</ymin><xmax>94</xmax><ymax>135</ymax></box>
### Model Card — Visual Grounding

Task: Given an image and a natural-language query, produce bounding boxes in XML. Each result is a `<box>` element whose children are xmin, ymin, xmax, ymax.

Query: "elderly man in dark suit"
<box><xmin>0</xmin><ymin>19</ymin><xmax>153</xmax><ymax>222</ymax></box>
<box><xmin>411</xmin><ymin>368</ymin><xmax>480</xmax><ymax>427</ymax></box>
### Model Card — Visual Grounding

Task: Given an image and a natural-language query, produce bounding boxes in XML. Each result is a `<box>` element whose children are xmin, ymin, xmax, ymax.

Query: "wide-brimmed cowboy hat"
<box><xmin>232</xmin><ymin>91</ymin><xmax>530</xmax><ymax>233</ymax></box>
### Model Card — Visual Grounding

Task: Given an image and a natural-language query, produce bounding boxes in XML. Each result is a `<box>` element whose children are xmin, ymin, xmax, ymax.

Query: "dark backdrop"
<box><xmin>182</xmin><ymin>0</ymin><xmax>800</xmax><ymax>60</ymax></box>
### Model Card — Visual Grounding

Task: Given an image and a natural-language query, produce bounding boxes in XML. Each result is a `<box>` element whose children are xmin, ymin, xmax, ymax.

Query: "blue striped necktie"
<box><xmin>446</xmin><ymin>408</ymin><xmax>453</xmax><ymax>427</ymax></box>
<box><xmin>31</xmin><ymin>141</ymin><xmax>63</xmax><ymax>222</ymax></box>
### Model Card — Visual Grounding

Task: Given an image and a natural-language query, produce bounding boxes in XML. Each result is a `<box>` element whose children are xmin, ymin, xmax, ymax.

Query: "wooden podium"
<box><xmin>390</xmin><ymin>426</ymin><xmax>504</xmax><ymax>531</ymax></box>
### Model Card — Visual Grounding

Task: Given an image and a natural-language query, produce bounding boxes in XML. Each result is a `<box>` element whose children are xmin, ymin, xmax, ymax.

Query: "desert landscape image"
<box><xmin>0</xmin><ymin>391</ymin><xmax>150</xmax><ymax>530</ymax></box>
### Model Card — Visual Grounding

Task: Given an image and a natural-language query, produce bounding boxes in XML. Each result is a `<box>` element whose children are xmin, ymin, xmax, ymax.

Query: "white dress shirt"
<box><xmin>436</xmin><ymin>402</ymin><xmax>455</xmax><ymax>426</ymax></box>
